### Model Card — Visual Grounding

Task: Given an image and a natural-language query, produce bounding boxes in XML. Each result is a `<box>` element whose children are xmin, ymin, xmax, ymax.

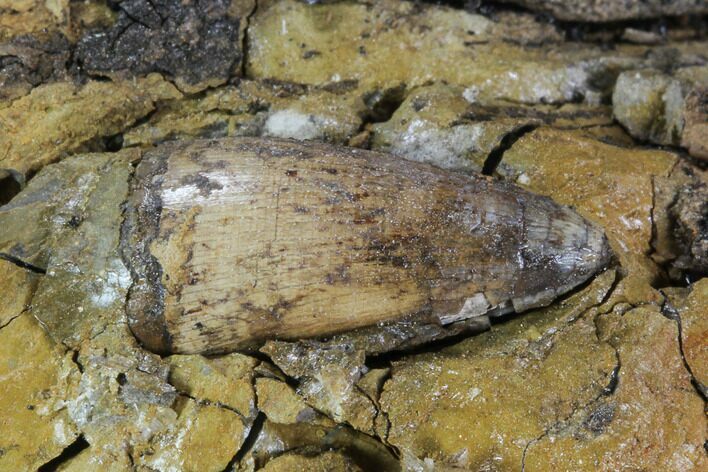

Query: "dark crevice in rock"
<box><xmin>70</xmin><ymin>349</ymin><xmax>85</xmax><ymax>374</ymax></box>
<box><xmin>362</xmin><ymin>84</ymin><xmax>408</xmax><ymax>124</ymax></box>
<box><xmin>365</xmin><ymin>326</ymin><xmax>484</xmax><ymax>369</ymax></box>
<box><xmin>0</xmin><ymin>170</ymin><xmax>23</xmax><ymax>205</ymax></box>
<box><xmin>172</xmin><ymin>386</ymin><xmax>249</xmax><ymax>423</ymax></box>
<box><xmin>360</xmin><ymin>369</ymin><xmax>394</xmax><ymax>444</ymax></box>
<box><xmin>520</xmin><ymin>279</ymin><xmax>622</xmax><ymax>471</ymax></box>
<box><xmin>103</xmin><ymin>133</ymin><xmax>125</xmax><ymax>152</ymax></box>
<box><xmin>222</xmin><ymin>411</ymin><xmax>266</xmax><ymax>472</ymax></box>
<box><xmin>252</xmin><ymin>349</ymin><xmax>301</xmax><ymax>390</ymax></box>
<box><xmin>520</xmin><ymin>434</ymin><xmax>537</xmax><ymax>472</ymax></box>
<box><xmin>647</xmin><ymin>173</ymin><xmax>670</xmax><ymax>286</ymax></box>
<box><xmin>127</xmin><ymin>445</ymin><xmax>136</xmax><ymax>469</ymax></box>
<box><xmin>482</xmin><ymin>124</ymin><xmax>538</xmax><ymax>175</ymax></box>
<box><xmin>0</xmin><ymin>252</ymin><xmax>46</xmax><ymax>274</ymax></box>
<box><xmin>120</xmin><ymin>107</ymin><xmax>161</xmax><ymax>144</ymax></box>
<box><xmin>521</xmin><ymin>334</ymin><xmax>621</xmax><ymax>470</ymax></box>
<box><xmin>602</xmin><ymin>357</ymin><xmax>621</xmax><ymax>395</ymax></box>
<box><xmin>659</xmin><ymin>296</ymin><xmax>708</xmax><ymax>401</ymax></box>
<box><xmin>241</xmin><ymin>0</ymin><xmax>259</xmax><ymax>79</ymax></box>
<box><xmin>0</xmin><ymin>311</ymin><xmax>23</xmax><ymax>330</ymax></box>
<box><xmin>36</xmin><ymin>435</ymin><xmax>90</xmax><ymax>472</ymax></box>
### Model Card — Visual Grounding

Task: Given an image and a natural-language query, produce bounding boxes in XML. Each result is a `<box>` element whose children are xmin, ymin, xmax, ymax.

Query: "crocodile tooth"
<box><xmin>120</xmin><ymin>137</ymin><xmax>612</xmax><ymax>355</ymax></box>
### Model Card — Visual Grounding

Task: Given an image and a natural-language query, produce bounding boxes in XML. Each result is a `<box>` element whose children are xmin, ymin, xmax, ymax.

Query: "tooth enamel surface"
<box><xmin>121</xmin><ymin>138</ymin><xmax>612</xmax><ymax>355</ymax></box>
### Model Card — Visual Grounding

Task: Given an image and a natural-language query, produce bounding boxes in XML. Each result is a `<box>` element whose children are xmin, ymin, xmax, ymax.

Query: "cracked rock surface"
<box><xmin>0</xmin><ymin>1</ymin><xmax>706</xmax><ymax>471</ymax></box>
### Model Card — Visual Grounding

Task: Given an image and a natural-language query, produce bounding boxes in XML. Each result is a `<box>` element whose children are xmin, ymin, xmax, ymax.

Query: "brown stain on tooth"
<box><xmin>121</xmin><ymin>137</ymin><xmax>613</xmax><ymax>355</ymax></box>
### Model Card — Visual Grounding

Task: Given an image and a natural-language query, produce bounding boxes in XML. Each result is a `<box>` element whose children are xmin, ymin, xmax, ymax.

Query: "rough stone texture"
<box><xmin>670</xmin><ymin>181</ymin><xmax>708</xmax><ymax>274</ymax></box>
<box><xmin>0</xmin><ymin>75</ymin><xmax>180</xmax><ymax>178</ymax></box>
<box><xmin>0</xmin><ymin>0</ymin><xmax>116</xmax><ymax>45</ymax></box>
<box><xmin>0</xmin><ymin>259</ymin><xmax>38</xmax><ymax>328</ymax></box>
<box><xmin>664</xmin><ymin>279</ymin><xmax>708</xmax><ymax>391</ymax></box>
<box><xmin>0</xmin><ymin>314</ymin><xmax>80</xmax><ymax>470</ymax></box>
<box><xmin>380</xmin><ymin>270</ymin><xmax>617</xmax><ymax>470</ymax></box>
<box><xmin>55</xmin><ymin>446</ymin><xmax>133</xmax><ymax>472</ymax></box>
<box><xmin>648</xmin><ymin>159</ymin><xmax>707</xmax><ymax>283</ymax></box>
<box><xmin>247</xmin><ymin>0</ymin><xmax>669</xmax><ymax>105</ymax></box>
<box><xmin>498</xmin><ymin>127</ymin><xmax>678</xmax><ymax>304</ymax></box>
<box><xmin>0</xmin><ymin>149</ymin><xmax>136</xmax><ymax>268</ymax></box>
<box><xmin>501</xmin><ymin>0</ymin><xmax>708</xmax><ymax>22</ymax></box>
<box><xmin>0</xmin><ymin>1</ymin><xmax>706</xmax><ymax>470</ymax></box>
<box><xmin>681</xmin><ymin>86</ymin><xmax>708</xmax><ymax>160</ymax></box>
<box><xmin>168</xmin><ymin>353</ymin><xmax>258</xmax><ymax>418</ymax></box>
<box><xmin>20</xmin><ymin>151</ymin><xmax>137</xmax><ymax>347</ymax></box>
<box><xmin>680</xmin><ymin>280</ymin><xmax>708</xmax><ymax>389</ymax></box>
<box><xmin>75</xmin><ymin>0</ymin><xmax>254</xmax><ymax>93</ymax></box>
<box><xmin>262</xmin><ymin>341</ymin><xmax>378</xmax><ymax>434</ymax></box>
<box><xmin>0</xmin><ymin>0</ymin><xmax>70</xmax><ymax>41</ymax></box>
<box><xmin>612</xmin><ymin>66</ymin><xmax>708</xmax><ymax>160</ymax></box>
<box><xmin>525</xmin><ymin>305</ymin><xmax>706</xmax><ymax>470</ymax></box>
<box><xmin>256</xmin><ymin>377</ymin><xmax>323</xmax><ymax>425</ymax></box>
<box><xmin>369</xmin><ymin>83</ymin><xmax>631</xmax><ymax>172</ymax></box>
<box><xmin>259</xmin><ymin>450</ymin><xmax>363</xmax><ymax>472</ymax></box>
<box><xmin>237</xmin><ymin>419</ymin><xmax>400</xmax><ymax>471</ymax></box>
<box><xmin>134</xmin><ymin>398</ymin><xmax>247</xmax><ymax>471</ymax></box>
<box><xmin>123</xmin><ymin>80</ymin><xmax>366</xmax><ymax>147</ymax></box>
<box><xmin>370</xmin><ymin>83</ymin><xmax>538</xmax><ymax>172</ymax></box>
<box><xmin>0</xmin><ymin>31</ymin><xmax>70</xmax><ymax>102</ymax></box>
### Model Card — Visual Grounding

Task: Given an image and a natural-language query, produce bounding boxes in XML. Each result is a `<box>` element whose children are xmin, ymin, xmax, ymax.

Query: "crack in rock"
<box><xmin>0</xmin><ymin>252</ymin><xmax>46</xmax><ymax>274</ymax></box>
<box><xmin>659</xmin><ymin>295</ymin><xmax>708</xmax><ymax>400</ymax></box>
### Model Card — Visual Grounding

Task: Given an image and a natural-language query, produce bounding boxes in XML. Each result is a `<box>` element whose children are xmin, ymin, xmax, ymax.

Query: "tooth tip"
<box><xmin>588</xmin><ymin>224</ymin><xmax>614</xmax><ymax>271</ymax></box>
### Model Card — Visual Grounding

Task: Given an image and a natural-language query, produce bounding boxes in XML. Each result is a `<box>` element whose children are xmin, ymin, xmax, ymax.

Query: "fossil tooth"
<box><xmin>120</xmin><ymin>137</ymin><xmax>612</xmax><ymax>355</ymax></box>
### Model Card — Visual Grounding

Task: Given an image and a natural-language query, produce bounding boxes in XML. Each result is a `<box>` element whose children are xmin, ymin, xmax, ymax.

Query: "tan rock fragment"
<box><xmin>136</xmin><ymin>399</ymin><xmax>247</xmax><ymax>472</ymax></box>
<box><xmin>247</xmin><ymin>0</ymin><xmax>675</xmax><ymax>105</ymax></box>
<box><xmin>23</xmin><ymin>151</ymin><xmax>138</xmax><ymax>347</ymax></box>
<box><xmin>168</xmin><ymin>353</ymin><xmax>258</xmax><ymax>418</ymax></box>
<box><xmin>0</xmin><ymin>259</ymin><xmax>38</xmax><ymax>327</ymax></box>
<box><xmin>0</xmin><ymin>0</ymin><xmax>69</xmax><ymax>41</ymax></box>
<box><xmin>369</xmin><ymin>84</ymin><xmax>636</xmax><ymax>172</ymax></box>
<box><xmin>255</xmin><ymin>377</ymin><xmax>324</xmax><ymax>425</ymax></box>
<box><xmin>679</xmin><ymin>280</ymin><xmax>708</xmax><ymax>388</ymax></box>
<box><xmin>526</xmin><ymin>306</ymin><xmax>707</xmax><ymax>470</ymax></box>
<box><xmin>123</xmin><ymin>80</ymin><xmax>365</xmax><ymax>147</ymax></box>
<box><xmin>681</xmin><ymin>86</ymin><xmax>708</xmax><ymax>160</ymax></box>
<box><xmin>380</xmin><ymin>270</ymin><xmax>617</xmax><ymax>470</ymax></box>
<box><xmin>260</xmin><ymin>450</ymin><xmax>363</xmax><ymax>472</ymax></box>
<box><xmin>262</xmin><ymin>341</ymin><xmax>378</xmax><ymax>434</ymax></box>
<box><xmin>0</xmin><ymin>75</ymin><xmax>180</xmax><ymax>178</ymax></box>
<box><xmin>65</xmin><ymin>331</ymin><xmax>178</xmax><ymax>445</ymax></box>
<box><xmin>356</xmin><ymin>368</ymin><xmax>391</xmax><ymax>406</ymax></box>
<box><xmin>664</xmin><ymin>279</ymin><xmax>708</xmax><ymax>390</ymax></box>
<box><xmin>54</xmin><ymin>446</ymin><xmax>133</xmax><ymax>472</ymax></box>
<box><xmin>237</xmin><ymin>419</ymin><xmax>400</xmax><ymax>471</ymax></box>
<box><xmin>370</xmin><ymin>83</ymin><xmax>538</xmax><ymax>172</ymax></box>
<box><xmin>612</xmin><ymin>66</ymin><xmax>708</xmax><ymax>160</ymax></box>
<box><xmin>262</xmin><ymin>89</ymin><xmax>365</xmax><ymax>143</ymax></box>
<box><xmin>0</xmin><ymin>314</ymin><xmax>80</xmax><ymax>471</ymax></box>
